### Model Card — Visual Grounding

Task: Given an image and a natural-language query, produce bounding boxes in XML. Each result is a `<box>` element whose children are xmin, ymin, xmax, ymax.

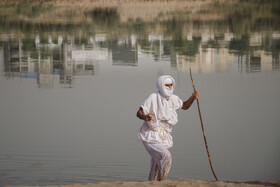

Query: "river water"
<box><xmin>0</xmin><ymin>1</ymin><xmax>280</xmax><ymax>186</ymax></box>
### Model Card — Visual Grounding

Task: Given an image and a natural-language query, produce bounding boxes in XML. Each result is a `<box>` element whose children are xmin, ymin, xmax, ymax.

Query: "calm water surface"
<box><xmin>0</xmin><ymin>1</ymin><xmax>280</xmax><ymax>186</ymax></box>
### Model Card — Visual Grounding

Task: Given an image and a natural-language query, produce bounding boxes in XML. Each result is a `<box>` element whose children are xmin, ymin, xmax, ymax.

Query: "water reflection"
<box><xmin>0</xmin><ymin>0</ymin><xmax>279</xmax><ymax>88</ymax></box>
<box><xmin>1</xmin><ymin>35</ymin><xmax>108</xmax><ymax>88</ymax></box>
<box><xmin>109</xmin><ymin>38</ymin><xmax>138</xmax><ymax>66</ymax></box>
<box><xmin>1</xmin><ymin>31</ymin><xmax>279</xmax><ymax>87</ymax></box>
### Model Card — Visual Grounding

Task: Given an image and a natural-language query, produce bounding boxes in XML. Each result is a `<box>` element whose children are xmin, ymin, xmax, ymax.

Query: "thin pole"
<box><xmin>189</xmin><ymin>68</ymin><xmax>218</xmax><ymax>181</ymax></box>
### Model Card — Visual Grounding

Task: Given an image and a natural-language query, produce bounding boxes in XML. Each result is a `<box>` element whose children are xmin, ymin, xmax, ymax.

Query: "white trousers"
<box><xmin>142</xmin><ymin>141</ymin><xmax>172</xmax><ymax>181</ymax></box>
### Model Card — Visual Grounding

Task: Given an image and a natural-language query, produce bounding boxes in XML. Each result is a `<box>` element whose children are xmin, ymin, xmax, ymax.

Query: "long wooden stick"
<box><xmin>189</xmin><ymin>68</ymin><xmax>218</xmax><ymax>181</ymax></box>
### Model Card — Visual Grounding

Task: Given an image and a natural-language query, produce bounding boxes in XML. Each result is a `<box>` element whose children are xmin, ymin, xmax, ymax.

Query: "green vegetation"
<box><xmin>214</xmin><ymin>0</ymin><xmax>280</xmax><ymax>33</ymax></box>
<box><xmin>86</xmin><ymin>8</ymin><xmax>120</xmax><ymax>28</ymax></box>
<box><xmin>229</xmin><ymin>35</ymin><xmax>250</xmax><ymax>54</ymax></box>
<box><xmin>173</xmin><ymin>37</ymin><xmax>201</xmax><ymax>57</ymax></box>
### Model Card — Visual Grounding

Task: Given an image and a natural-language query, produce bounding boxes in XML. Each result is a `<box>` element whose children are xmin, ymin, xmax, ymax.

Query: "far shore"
<box><xmin>6</xmin><ymin>179</ymin><xmax>280</xmax><ymax>187</ymax></box>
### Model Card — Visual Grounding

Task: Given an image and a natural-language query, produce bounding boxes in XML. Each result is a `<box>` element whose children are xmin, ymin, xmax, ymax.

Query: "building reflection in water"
<box><xmin>0</xmin><ymin>31</ymin><xmax>279</xmax><ymax>88</ymax></box>
<box><xmin>110</xmin><ymin>35</ymin><xmax>138</xmax><ymax>66</ymax></box>
<box><xmin>171</xmin><ymin>31</ymin><xmax>279</xmax><ymax>74</ymax></box>
<box><xmin>2</xmin><ymin>35</ymin><xmax>109</xmax><ymax>88</ymax></box>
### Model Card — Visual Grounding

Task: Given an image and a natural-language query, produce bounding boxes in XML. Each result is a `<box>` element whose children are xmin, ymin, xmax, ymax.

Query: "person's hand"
<box><xmin>144</xmin><ymin>114</ymin><xmax>153</xmax><ymax>122</ymax></box>
<box><xmin>192</xmin><ymin>91</ymin><xmax>199</xmax><ymax>99</ymax></box>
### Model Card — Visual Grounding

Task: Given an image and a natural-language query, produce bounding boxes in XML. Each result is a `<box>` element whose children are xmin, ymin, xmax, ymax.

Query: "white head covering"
<box><xmin>154</xmin><ymin>75</ymin><xmax>178</xmax><ymax>125</ymax></box>
<box><xmin>156</xmin><ymin>75</ymin><xmax>175</xmax><ymax>99</ymax></box>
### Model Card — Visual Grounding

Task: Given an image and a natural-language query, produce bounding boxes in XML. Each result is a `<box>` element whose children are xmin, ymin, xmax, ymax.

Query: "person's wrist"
<box><xmin>144</xmin><ymin>115</ymin><xmax>148</xmax><ymax>121</ymax></box>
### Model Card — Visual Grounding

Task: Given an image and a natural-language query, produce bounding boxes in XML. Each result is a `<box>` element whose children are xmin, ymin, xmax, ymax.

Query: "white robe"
<box><xmin>138</xmin><ymin>93</ymin><xmax>183</xmax><ymax>148</ymax></box>
<box><xmin>138</xmin><ymin>75</ymin><xmax>183</xmax><ymax>181</ymax></box>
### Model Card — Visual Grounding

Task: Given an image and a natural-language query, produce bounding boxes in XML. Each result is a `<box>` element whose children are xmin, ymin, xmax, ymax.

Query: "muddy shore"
<box><xmin>7</xmin><ymin>179</ymin><xmax>280</xmax><ymax>187</ymax></box>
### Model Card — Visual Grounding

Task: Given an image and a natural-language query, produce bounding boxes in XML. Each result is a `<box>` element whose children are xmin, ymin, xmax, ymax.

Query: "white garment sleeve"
<box><xmin>140</xmin><ymin>93</ymin><xmax>155</xmax><ymax>115</ymax></box>
<box><xmin>171</xmin><ymin>95</ymin><xmax>183</xmax><ymax>110</ymax></box>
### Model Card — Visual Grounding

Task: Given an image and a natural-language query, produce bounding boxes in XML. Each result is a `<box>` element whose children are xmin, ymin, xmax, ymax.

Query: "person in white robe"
<box><xmin>136</xmin><ymin>75</ymin><xmax>199</xmax><ymax>181</ymax></box>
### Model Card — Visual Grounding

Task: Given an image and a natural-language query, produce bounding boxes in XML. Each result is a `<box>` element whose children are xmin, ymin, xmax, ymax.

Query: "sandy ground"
<box><xmin>0</xmin><ymin>0</ymin><xmax>235</xmax><ymax>23</ymax></box>
<box><xmin>8</xmin><ymin>179</ymin><xmax>280</xmax><ymax>187</ymax></box>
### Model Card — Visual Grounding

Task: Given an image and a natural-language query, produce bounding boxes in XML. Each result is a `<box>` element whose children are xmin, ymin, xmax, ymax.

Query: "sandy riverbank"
<box><xmin>8</xmin><ymin>179</ymin><xmax>280</xmax><ymax>187</ymax></box>
<box><xmin>0</xmin><ymin>0</ymin><xmax>236</xmax><ymax>23</ymax></box>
